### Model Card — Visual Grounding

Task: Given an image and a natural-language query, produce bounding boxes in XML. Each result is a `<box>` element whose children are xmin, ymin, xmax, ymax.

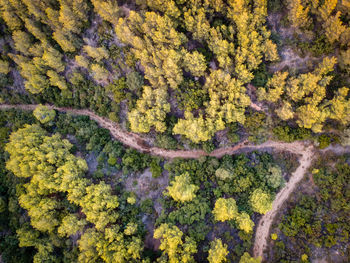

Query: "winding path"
<box><xmin>0</xmin><ymin>104</ymin><xmax>346</xmax><ymax>261</ymax></box>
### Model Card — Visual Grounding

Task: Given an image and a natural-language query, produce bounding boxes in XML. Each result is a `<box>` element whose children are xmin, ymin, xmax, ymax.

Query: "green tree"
<box><xmin>266</xmin><ymin>165</ymin><xmax>284</xmax><ymax>189</ymax></box>
<box><xmin>215</xmin><ymin>168</ymin><xmax>232</xmax><ymax>180</ymax></box>
<box><xmin>126</xmin><ymin>71</ymin><xmax>144</xmax><ymax>95</ymax></box>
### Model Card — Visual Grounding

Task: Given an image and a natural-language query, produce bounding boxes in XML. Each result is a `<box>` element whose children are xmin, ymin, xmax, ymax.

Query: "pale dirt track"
<box><xmin>1</xmin><ymin>104</ymin><xmax>347</xmax><ymax>261</ymax></box>
<box><xmin>252</xmin><ymin>146</ymin><xmax>314</xmax><ymax>259</ymax></box>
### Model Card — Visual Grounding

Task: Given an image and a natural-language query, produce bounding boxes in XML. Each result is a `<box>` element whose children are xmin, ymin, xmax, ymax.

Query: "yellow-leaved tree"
<box><xmin>154</xmin><ymin>223</ymin><xmax>197</xmax><ymax>263</ymax></box>
<box><xmin>167</xmin><ymin>172</ymin><xmax>199</xmax><ymax>203</ymax></box>
<box><xmin>33</xmin><ymin>105</ymin><xmax>56</xmax><ymax>124</ymax></box>
<box><xmin>213</xmin><ymin>198</ymin><xmax>238</xmax><ymax>222</ymax></box>
<box><xmin>250</xmin><ymin>188</ymin><xmax>273</xmax><ymax>214</ymax></box>
<box><xmin>208</xmin><ymin>238</ymin><xmax>229</xmax><ymax>263</ymax></box>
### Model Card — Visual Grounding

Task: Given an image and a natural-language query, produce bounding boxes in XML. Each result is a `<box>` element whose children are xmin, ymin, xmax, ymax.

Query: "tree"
<box><xmin>276</xmin><ymin>102</ymin><xmax>294</xmax><ymax>121</ymax></box>
<box><xmin>173</xmin><ymin>112</ymin><xmax>214</xmax><ymax>143</ymax></box>
<box><xmin>257</xmin><ymin>71</ymin><xmax>288</xmax><ymax>102</ymax></box>
<box><xmin>115</xmin><ymin>11</ymin><xmax>185</xmax><ymax>89</ymax></box>
<box><xmin>323</xmin><ymin>12</ymin><xmax>346</xmax><ymax>44</ymax></box>
<box><xmin>47</xmin><ymin>70</ymin><xmax>68</xmax><ymax>90</ymax></box>
<box><xmin>215</xmin><ymin>168</ymin><xmax>232</xmax><ymax>180</ymax></box>
<box><xmin>236</xmin><ymin>212</ymin><xmax>255</xmax><ymax>233</ymax></box>
<box><xmin>91</xmin><ymin>0</ymin><xmax>120</xmax><ymax>24</ymax></box>
<box><xmin>75</xmin><ymin>55</ymin><xmax>90</xmax><ymax>68</ymax></box>
<box><xmin>266</xmin><ymin>165</ymin><xmax>284</xmax><ymax>189</ymax></box>
<box><xmin>286</xmin><ymin>0</ymin><xmax>310</xmax><ymax>29</ymax></box>
<box><xmin>33</xmin><ymin>105</ymin><xmax>56</xmax><ymax>124</ymax></box>
<box><xmin>57</xmin><ymin>214</ymin><xmax>87</xmax><ymax>237</ymax></box>
<box><xmin>213</xmin><ymin>198</ymin><xmax>238</xmax><ymax>222</ymax></box>
<box><xmin>339</xmin><ymin>49</ymin><xmax>350</xmax><ymax>72</ymax></box>
<box><xmin>90</xmin><ymin>63</ymin><xmax>109</xmax><ymax>82</ymax></box>
<box><xmin>52</xmin><ymin>30</ymin><xmax>77</xmax><ymax>53</ymax></box>
<box><xmin>12</xmin><ymin>31</ymin><xmax>32</xmax><ymax>54</ymax></box>
<box><xmin>80</xmin><ymin>182</ymin><xmax>119</xmax><ymax>231</ymax></box>
<box><xmin>0</xmin><ymin>0</ymin><xmax>22</xmax><ymax>30</ymax></box>
<box><xmin>42</xmin><ymin>47</ymin><xmax>65</xmax><ymax>72</ymax></box>
<box><xmin>173</xmin><ymin>70</ymin><xmax>250</xmax><ymax>143</ymax></box>
<box><xmin>167</xmin><ymin>173</ymin><xmax>199</xmax><ymax>202</ymax></box>
<box><xmin>5</xmin><ymin>124</ymin><xmax>48</xmax><ymax>178</ymax></box>
<box><xmin>154</xmin><ymin>223</ymin><xmax>197</xmax><ymax>263</ymax></box>
<box><xmin>24</xmin><ymin>18</ymin><xmax>47</xmax><ymax>43</ymax></box>
<box><xmin>183</xmin><ymin>7</ymin><xmax>210</xmax><ymax>41</ymax></box>
<box><xmin>83</xmin><ymin>45</ymin><xmax>109</xmax><ymax>62</ymax></box>
<box><xmin>182</xmin><ymin>51</ymin><xmax>207</xmax><ymax>77</ymax></box>
<box><xmin>318</xmin><ymin>0</ymin><xmax>338</xmax><ymax>21</ymax></box>
<box><xmin>328</xmin><ymin>87</ymin><xmax>350</xmax><ymax>125</ymax></box>
<box><xmin>295</xmin><ymin>103</ymin><xmax>326</xmax><ymax>133</ymax></box>
<box><xmin>128</xmin><ymin>86</ymin><xmax>170</xmax><ymax>133</ymax></box>
<box><xmin>0</xmin><ymin>60</ymin><xmax>10</xmax><ymax>74</ymax></box>
<box><xmin>263</xmin><ymin>39</ymin><xmax>279</xmax><ymax>62</ymax></box>
<box><xmin>239</xmin><ymin>252</ymin><xmax>262</xmax><ymax>263</ymax></box>
<box><xmin>126</xmin><ymin>71</ymin><xmax>144</xmax><ymax>94</ymax></box>
<box><xmin>208</xmin><ymin>239</ymin><xmax>228</xmax><ymax>263</ymax></box>
<box><xmin>250</xmin><ymin>188</ymin><xmax>272</xmax><ymax>214</ymax></box>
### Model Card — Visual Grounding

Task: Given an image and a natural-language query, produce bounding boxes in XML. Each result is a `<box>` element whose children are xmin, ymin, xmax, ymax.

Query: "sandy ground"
<box><xmin>2</xmin><ymin>103</ymin><xmax>349</xmax><ymax>261</ymax></box>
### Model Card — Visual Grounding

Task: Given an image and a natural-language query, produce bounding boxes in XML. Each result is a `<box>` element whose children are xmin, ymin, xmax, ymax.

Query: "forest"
<box><xmin>0</xmin><ymin>0</ymin><xmax>350</xmax><ymax>262</ymax></box>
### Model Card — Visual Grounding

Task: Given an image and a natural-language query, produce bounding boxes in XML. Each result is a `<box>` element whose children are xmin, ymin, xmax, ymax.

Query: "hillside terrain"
<box><xmin>1</xmin><ymin>0</ymin><xmax>350</xmax><ymax>262</ymax></box>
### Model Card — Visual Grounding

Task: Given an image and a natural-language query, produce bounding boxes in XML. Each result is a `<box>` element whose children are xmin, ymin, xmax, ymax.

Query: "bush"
<box><xmin>273</xmin><ymin>125</ymin><xmax>312</xmax><ymax>142</ymax></box>
<box><xmin>155</xmin><ymin>134</ymin><xmax>178</xmax><ymax>150</ymax></box>
<box><xmin>202</xmin><ymin>141</ymin><xmax>215</xmax><ymax>153</ymax></box>
<box><xmin>150</xmin><ymin>159</ymin><xmax>162</xmax><ymax>178</ymax></box>
<box><xmin>251</xmin><ymin>64</ymin><xmax>270</xmax><ymax>87</ymax></box>
<box><xmin>317</xmin><ymin>134</ymin><xmax>331</xmax><ymax>149</ymax></box>
<box><xmin>126</xmin><ymin>71</ymin><xmax>144</xmax><ymax>95</ymax></box>
<box><xmin>140</xmin><ymin>199</ymin><xmax>153</xmax><ymax>214</ymax></box>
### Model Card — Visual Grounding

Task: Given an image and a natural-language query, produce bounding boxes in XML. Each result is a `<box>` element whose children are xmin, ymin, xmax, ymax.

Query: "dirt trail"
<box><xmin>1</xmin><ymin>103</ymin><xmax>348</xmax><ymax>261</ymax></box>
<box><xmin>252</xmin><ymin>145</ymin><xmax>314</xmax><ymax>259</ymax></box>
<box><xmin>0</xmin><ymin>104</ymin><xmax>306</xmax><ymax>159</ymax></box>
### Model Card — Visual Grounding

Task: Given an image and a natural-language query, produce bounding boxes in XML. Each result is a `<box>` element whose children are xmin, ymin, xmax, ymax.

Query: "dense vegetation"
<box><xmin>1</xmin><ymin>0</ymin><xmax>350</xmax><ymax>262</ymax></box>
<box><xmin>155</xmin><ymin>151</ymin><xmax>287</xmax><ymax>262</ymax></box>
<box><xmin>0</xmin><ymin>109</ymin><xmax>154</xmax><ymax>262</ymax></box>
<box><xmin>269</xmin><ymin>155</ymin><xmax>350</xmax><ymax>262</ymax></box>
<box><xmin>0</xmin><ymin>108</ymin><xmax>291</xmax><ymax>262</ymax></box>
